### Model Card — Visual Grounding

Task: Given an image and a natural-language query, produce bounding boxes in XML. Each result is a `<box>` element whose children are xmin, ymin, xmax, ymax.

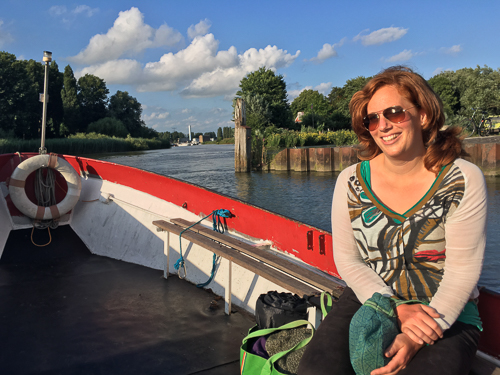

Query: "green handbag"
<box><xmin>349</xmin><ymin>292</ymin><xmax>422</xmax><ymax>375</ymax></box>
<box><xmin>240</xmin><ymin>319</ymin><xmax>314</xmax><ymax>375</ymax></box>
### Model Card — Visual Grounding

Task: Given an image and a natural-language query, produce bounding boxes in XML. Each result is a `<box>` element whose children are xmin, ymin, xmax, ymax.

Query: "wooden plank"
<box><xmin>153</xmin><ymin>220</ymin><xmax>318</xmax><ymax>297</ymax></box>
<box><xmin>170</xmin><ymin>218</ymin><xmax>344</xmax><ymax>298</ymax></box>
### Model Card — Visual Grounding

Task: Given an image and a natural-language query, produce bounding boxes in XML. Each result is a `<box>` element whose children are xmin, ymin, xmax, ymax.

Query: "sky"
<box><xmin>1</xmin><ymin>0</ymin><xmax>499</xmax><ymax>135</ymax></box>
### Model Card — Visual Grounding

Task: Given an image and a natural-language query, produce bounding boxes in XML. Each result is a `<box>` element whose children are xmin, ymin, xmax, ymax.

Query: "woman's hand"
<box><xmin>395</xmin><ymin>303</ymin><xmax>443</xmax><ymax>345</ymax></box>
<box><xmin>371</xmin><ymin>333</ymin><xmax>424</xmax><ymax>375</ymax></box>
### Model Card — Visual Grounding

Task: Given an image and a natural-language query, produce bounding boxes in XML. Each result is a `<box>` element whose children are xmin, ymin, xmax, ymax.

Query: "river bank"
<box><xmin>0</xmin><ymin>134</ymin><xmax>171</xmax><ymax>155</ymax></box>
<box><xmin>266</xmin><ymin>135</ymin><xmax>500</xmax><ymax>175</ymax></box>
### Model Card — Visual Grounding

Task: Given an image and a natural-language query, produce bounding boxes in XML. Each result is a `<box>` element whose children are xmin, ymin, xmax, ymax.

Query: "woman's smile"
<box><xmin>381</xmin><ymin>133</ymin><xmax>401</xmax><ymax>143</ymax></box>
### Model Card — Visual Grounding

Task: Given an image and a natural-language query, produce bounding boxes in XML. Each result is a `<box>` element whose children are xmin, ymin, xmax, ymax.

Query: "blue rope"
<box><xmin>174</xmin><ymin>209</ymin><xmax>231</xmax><ymax>287</ymax></box>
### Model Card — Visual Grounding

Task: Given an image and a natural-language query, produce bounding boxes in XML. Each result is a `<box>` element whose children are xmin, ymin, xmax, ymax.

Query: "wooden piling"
<box><xmin>234</xmin><ymin>98</ymin><xmax>252</xmax><ymax>172</ymax></box>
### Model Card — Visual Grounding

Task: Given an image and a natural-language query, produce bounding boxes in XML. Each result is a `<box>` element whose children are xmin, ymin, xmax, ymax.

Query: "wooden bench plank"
<box><xmin>153</xmin><ymin>220</ymin><xmax>318</xmax><ymax>298</ymax></box>
<box><xmin>170</xmin><ymin>218</ymin><xmax>344</xmax><ymax>298</ymax></box>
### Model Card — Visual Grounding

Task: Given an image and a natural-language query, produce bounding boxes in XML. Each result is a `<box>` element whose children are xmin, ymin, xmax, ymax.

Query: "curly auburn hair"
<box><xmin>349</xmin><ymin>66</ymin><xmax>465</xmax><ymax>174</ymax></box>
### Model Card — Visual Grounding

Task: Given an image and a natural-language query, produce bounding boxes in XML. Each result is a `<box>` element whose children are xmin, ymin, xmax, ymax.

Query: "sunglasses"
<box><xmin>363</xmin><ymin>105</ymin><xmax>418</xmax><ymax>131</ymax></box>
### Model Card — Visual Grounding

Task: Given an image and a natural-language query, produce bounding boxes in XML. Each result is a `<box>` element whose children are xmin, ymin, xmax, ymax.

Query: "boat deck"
<box><xmin>0</xmin><ymin>225</ymin><xmax>254</xmax><ymax>375</ymax></box>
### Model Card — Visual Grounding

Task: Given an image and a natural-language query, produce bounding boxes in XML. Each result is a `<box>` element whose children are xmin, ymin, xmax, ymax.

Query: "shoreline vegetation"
<box><xmin>0</xmin><ymin>129</ymin><xmax>360</xmax><ymax>156</ymax></box>
<box><xmin>0</xmin><ymin>133</ymin><xmax>171</xmax><ymax>155</ymax></box>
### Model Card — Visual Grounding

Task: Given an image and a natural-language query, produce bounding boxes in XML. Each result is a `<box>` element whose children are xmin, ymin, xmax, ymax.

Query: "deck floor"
<box><xmin>0</xmin><ymin>225</ymin><xmax>254</xmax><ymax>375</ymax></box>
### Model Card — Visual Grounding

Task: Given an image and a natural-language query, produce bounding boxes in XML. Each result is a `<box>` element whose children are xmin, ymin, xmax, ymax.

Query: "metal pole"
<box><xmin>40</xmin><ymin>52</ymin><xmax>51</xmax><ymax>154</ymax></box>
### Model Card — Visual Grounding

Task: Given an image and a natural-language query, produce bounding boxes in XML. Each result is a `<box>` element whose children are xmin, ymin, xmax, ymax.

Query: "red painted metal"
<box><xmin>0</xmin><ymin>153</ymin><xmax>339</xmax><ymax>278</ymax></box>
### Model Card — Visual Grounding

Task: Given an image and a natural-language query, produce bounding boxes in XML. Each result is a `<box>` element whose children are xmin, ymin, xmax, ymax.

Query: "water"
<box><xmin>95</xmin><ymin>144</ymin><xmax>500</xmax><ymax>293</ymax></box>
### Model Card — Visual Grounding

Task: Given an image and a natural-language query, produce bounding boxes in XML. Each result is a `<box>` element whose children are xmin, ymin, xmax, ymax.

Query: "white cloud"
<box><xmin>49</xmin><ymin>5</ymin><xmax>67</xmax><ymax>16</ymax></box>
<box><xmin>76</xmin><ymin>59</ymin><xmax>144</xmax><ymax>84</ymax></box>
<box><xmin>49</xmin><ymin>4</ymin><xmax>99</xmax><ymax>23</ymax></box>
<box><xmin>311</xmin><ymin>43</ymin><xmax>338</xmax><ymax>62</ymax></box>
<box><xmin>188</xmin><ymin>19</ymin><xmax>212</xmax><ymax>39</ymax></box>
<box><xmin>72</xmin><ymin>9</ymin><xmax>299</xmax><ymax>99</ymax></box>
<box><xmin>386</xmin><ymin>49</ymin><xmax>414</xmax><ymax>62</ymax></box>
<box><xmin>143</xmin><ymin>111</ymin><xmax>170</xmax><ymax>122</ymax></box>
<box><xmin>433</xmin><ymin>67</ymin><xmax>444</xmax><ymax>76</ymax></box>
<box><xmin>440</xmin><ymin>45</ymin><xmax>462</xmax><ymax>54</ymax></box>
<box><xmin>0</xmin><ymin>20</ymin><xmax>14</xmax><ymax>47</ymax></box>
<box><xmin>354</xmin><ymin>27</ymin><xmax>408</xmax><ymax>46</ymax></box>
<box><xmin>288</xmin><ymin>82</ymin><xmax>332</xmax><ymax>101</ymax></box>
<box><xmin>314</xmin><ymin>82</ymin><xmax>333</xmax><ymax>95</ymax></box>
<box><xmin>180</xmin><ymin>45</ymin><xmax>300</xmax><ymax>98</ymax></box>
<box><xmin>73</xmin><ymin>5</ymin><xmax>99</xmax><ymax>17</ymax></box>
<box><xmin>309</xmin><ymin>38</ymin><xmax>346</xmax><ymax>63</ymax></box>
<box><xmin>69</xmin><ymin>7</ymin><xmax>183</xmax><ymax>64</ymax></box>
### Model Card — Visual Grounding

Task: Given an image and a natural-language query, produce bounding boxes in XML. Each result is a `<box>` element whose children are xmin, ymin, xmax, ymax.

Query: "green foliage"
<box><xmin>0</xmin><ymin>50</ymin><xmax>159</xmax><ymax>141</ymax></box>
<box><xmin>261</xmin><ymin>129</ymin><xmax>358</xmax><ymax>149</ymax></box>
<box><xmin>0</xmin><ymin>133</ymin><xmax>170</xmax><ymax>155</ymax></box>
<box><xmin>87</xmin><ymin>117</ymin><xmax>129</xmax><ymax>138</ymax></box>
<box><xmin>108</xmin><ymin>90</ymin><xmax>144</xmax><ymax>137</ymax></box>
<box><xmin>236</xmin><ymin>67</ymin><xmax>292</xmax><ymax>129</ymax></box>
<box><xmin>217</xmin><ymin>127</ymin><xmax>223</xmax><ymax>139</ymax></box>
<box><xmin>428</xmin><ymin>74</ymin><xmax>460</xmax><ymax>119</ymax></box>
<box><xmin>61</xmin><ymin>65</ymin><xmax>80</xmax><ymax>135</ymax></box>
<box><xmin>327</xmin><ymin>76</ymin><xmax>371</xmax><ymax>129</ymax></box>
<box><xmin>233</xmin><ymin>93</ymin><xmax>273</xmax><ymax>132</ymax></box>
<box><xmin>291</xmin><ymin>89</ymin><xmax>330</xmax><ymax>118</ymax></box>
<box><xmin>430</xmin><ymin>66</ymin><xmax>500</xmax><ymax>124</ymax></box>
<box><xmin>77</xmin><ymin>74</ymin><xmax>110</xmax><ymax>128</ymax></box>
<box><xmin>223</xmin><ymin>126</ymin><xmax>234</xmax><ymax>138</ymax></box>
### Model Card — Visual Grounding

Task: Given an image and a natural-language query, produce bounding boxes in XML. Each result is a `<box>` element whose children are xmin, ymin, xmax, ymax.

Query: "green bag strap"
<box><xmin>242</xmin><ymin>319</ymin><xmax>312</xmax><ymax>345</ymax></box>
<box><xmin>259</xmin><ymin>321</ymin><xmax>314</xmax><ymax>375</ymax></box>
<box><xmin>320</xmin><ymin>291</ymin><xmax>333</xmax><ymax>317</ymax></box>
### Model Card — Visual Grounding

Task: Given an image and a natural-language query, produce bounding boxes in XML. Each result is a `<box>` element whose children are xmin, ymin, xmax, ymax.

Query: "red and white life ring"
<box><xmin>9</xmin><ymin>154</ymin><xmax>82</xmax><ymax>220</ymax></box>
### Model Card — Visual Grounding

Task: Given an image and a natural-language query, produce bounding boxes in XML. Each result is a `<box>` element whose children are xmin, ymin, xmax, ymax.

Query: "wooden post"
<box><xmin>234</xmin><ymin>98</ymin><xmax>251</xmax><ymax>172</ymax></box>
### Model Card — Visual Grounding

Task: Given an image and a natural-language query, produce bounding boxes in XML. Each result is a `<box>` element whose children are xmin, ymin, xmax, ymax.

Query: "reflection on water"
<box><xmin>96</xmin><ymin>145</ymin><xmax>499</xmax><ymax>292</ymax></box>
<box><xmin>483</xmin><ymin>176</ymin><xmax>500</xmax><ymax>292</ymax></box>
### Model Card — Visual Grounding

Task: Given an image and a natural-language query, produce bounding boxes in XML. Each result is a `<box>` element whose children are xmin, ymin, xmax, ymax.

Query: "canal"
<box><xmin>96</xmin><ymin>144</ymin><xmax>500</xmax><ymax>293</ymax></box>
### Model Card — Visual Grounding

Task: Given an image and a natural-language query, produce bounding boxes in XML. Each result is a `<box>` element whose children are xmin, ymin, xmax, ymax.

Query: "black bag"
<box><xmin>255</xmin><ymin>291</ymin><xmax>308</xmax><ymax>329</ymax></box>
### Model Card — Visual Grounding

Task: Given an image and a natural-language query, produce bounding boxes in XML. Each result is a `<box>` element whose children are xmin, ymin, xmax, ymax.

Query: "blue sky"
<box><xmin>1</xmin><ymin>1</ymin><xmax>499</xmax><ymax>135</ymax></box>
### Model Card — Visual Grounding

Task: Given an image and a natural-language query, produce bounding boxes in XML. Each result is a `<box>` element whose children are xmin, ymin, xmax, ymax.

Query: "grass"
<box><xmin>203</xmin><ymin>138</ymin><xmax>235</xmax><ymax>145</ymax></box>
<box><xmin>0</xmin><ymin>133</ymin><xmax>171</xmax><ymax>155</ymax></box>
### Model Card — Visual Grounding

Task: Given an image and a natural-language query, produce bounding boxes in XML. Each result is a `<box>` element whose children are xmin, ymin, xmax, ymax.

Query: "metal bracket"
<box><xmin>307</xmin><ymin>231</ymin><xmax>313</xmax><ymax>250</ymax></box>
<box><xmin>319</xmin><ymin>234</ymin><xmax>325</xmax><ymax>255</ymax></box>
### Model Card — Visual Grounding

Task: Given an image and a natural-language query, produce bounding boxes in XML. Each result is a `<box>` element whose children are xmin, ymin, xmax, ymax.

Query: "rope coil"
<box><xmin>174</xmin><ymin>209</ymin><xmax>231</xmax><ymax>286</ymax></box>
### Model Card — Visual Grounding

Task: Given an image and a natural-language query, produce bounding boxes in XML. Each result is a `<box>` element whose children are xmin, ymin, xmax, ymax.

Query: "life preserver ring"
<box><xmin>9</xmin><ymin>154</ymin><xmax>82</xmax><ymax>220</ymax></box>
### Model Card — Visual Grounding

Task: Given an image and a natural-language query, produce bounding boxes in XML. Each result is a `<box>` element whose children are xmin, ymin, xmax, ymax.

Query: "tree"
<box><xmin>217</xmin><ymin>127</ymin><xmax>223</xmax><ymax>140</ymax></box>
<box><xmin>46</xmin><ymin>61</ymin><xmax>64</xmax><ymax>138</ymax></box>
<box><xmin>236</xmin><ymin>67</ymin><xmax>292</xmax><ymax>128</ymax></box>
<box><xmin>428</xmin><ymin>74</ymin><xmax>460</xmax><ymax>118</ymax></box>
<box><xmin>77</xmin><ymin>74</ymin><xmax>109</xmax><ymax>130</ymax></box>
<box><xmin>436</xmin><ymin>65</ymin><xmax>500</xmax><ymax>119</ymax></box>
<box><xmin>61</xmin><ymin>65</ymin><xmax>80</xmax><ymax>135</ymax></box>
<box><xmin>108</xmin><ymin>90</ymin><xmax>144</xmax><ymax>137</ymax></box>
<box><xmin>291</xmin><ymin>90</ymin><xmax>331</xmax><ymax>128</ymax></box>
<box><xmin>87</xmin><ymin>117</ymin><xmax>128</xmax><ymax>138</ymax></box>
<box><xmin>327</xmin><ymin>76</ymin><xmax>370</xmax><ymax>129</ymax></box>
<box><xmin>234</xmin><ymin>93</ymin><xmax>272</xmax><ymax>132</ymax></box>
<box><xmin>0</xmin><ymin>52</ymin><xmax>20</xmax><ymax>133</ymax></box>
<box><xmin>204</xmin><ymin>131</ymin><xmax>216</xmax><ymax>139</ymax></box>
<box><xmin>13</xmin><ymin>58</ymin><xmax>44</xmax><ymax>139</ymax></box>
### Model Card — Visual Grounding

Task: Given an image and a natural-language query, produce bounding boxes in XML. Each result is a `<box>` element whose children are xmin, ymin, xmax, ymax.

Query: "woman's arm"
<box><xmin>428</xmin><ymin>159</ymin><xmax>487</xmax><ymax>330</ymax></box>
<box><xmin>332</xmin><ymin>167</ymin><xmax>395</xmax><ymax>304</ymax></box>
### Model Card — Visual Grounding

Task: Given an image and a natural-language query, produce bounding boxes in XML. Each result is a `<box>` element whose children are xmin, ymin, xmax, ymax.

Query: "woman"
<box><xmin>298</xmin><ymin>66</ymin><xmax>487</xmax><ymax>375</ymax></box>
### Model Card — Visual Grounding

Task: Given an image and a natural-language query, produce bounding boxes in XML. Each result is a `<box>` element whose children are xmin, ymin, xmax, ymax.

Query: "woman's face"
<box><xmin>366</xmin><ymin>85</ymin><xmax>426</xmax><ymax>161</ymax></box>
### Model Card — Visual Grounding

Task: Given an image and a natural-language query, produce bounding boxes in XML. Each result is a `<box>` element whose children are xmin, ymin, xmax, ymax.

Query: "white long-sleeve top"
<box><xmin>331</xmin><ymin>158</ymin><xmax>487</xmax><ymax>330</ymax></box>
